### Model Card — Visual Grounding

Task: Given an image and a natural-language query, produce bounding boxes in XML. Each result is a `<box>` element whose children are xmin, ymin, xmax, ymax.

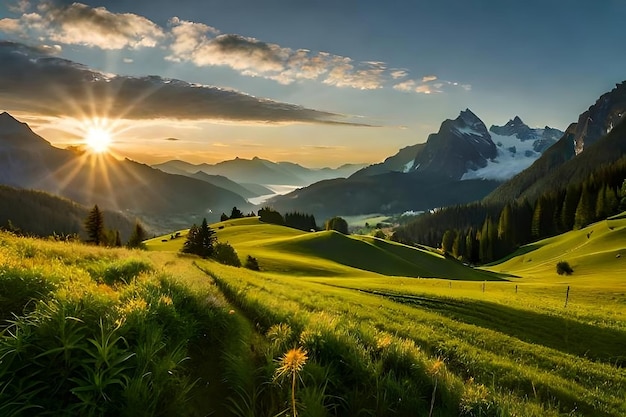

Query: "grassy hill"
<box><xmin>485</xmin><ymin>214</ymin><xmax>626</xmax><ymax>286</ymax></box>
<box><xmin>4</xmin><ymin>216</ymin><xmax>626</xmax><ymax>416</ymax></box>
<box><xmin>146</xmin><ymin>217</ymin><xmax>501</xmax><ymax>280</ymax></box>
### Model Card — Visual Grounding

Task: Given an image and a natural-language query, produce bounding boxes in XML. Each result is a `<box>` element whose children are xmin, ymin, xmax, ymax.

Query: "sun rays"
<box><xmin>85</xmin><ymin>126</ymin><xmax>112</xmax><ymax>153</ymax></box>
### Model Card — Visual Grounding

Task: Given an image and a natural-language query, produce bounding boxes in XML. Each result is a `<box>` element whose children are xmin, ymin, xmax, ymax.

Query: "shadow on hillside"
<box><xmin>377</xmin><ymin>291</ymin><xmax>626</xmax><ymax>366</ymax></box>
<box><xmin>276</xmin><ymin>231</ymin><xmax>506</xmax><ymax>281</ymax></box>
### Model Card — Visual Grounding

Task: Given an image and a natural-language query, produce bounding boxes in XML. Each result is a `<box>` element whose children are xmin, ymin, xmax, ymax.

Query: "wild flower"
<box><xmin>428</xmin><ymin>357</ymin><xmax>445</xmax><ymax>417</ymax></box>
<box><xmin>375</xmin><ymin>333</ymin><xmax>393</xmax><ymax>351</ymax></box>
<box><xmin>159</xmin><ymin>295</ymin><xmax>173</xmax><ymax>306</ymax></box>
<box><xmin>274</xmin><ymin>347</ymin><xmax>308</xmax><ymax>417</ymax></box>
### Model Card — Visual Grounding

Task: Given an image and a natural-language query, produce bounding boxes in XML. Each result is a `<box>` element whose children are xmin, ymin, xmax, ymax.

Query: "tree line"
<box><xmin>394</xmin><ymin>155</ymin><xmax>626</xmax><ymax>264</ymax></box>
<box><xmin>83</xmin><ymin>204</ymin><xmax>148</xmax><ymax>249</ymax></box>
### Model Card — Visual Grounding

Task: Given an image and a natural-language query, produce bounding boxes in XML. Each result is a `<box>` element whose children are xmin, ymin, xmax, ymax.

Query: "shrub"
<box><xmin>325</xmin><ymin>216</ymin><xmax>348</xmax><ymax>234</ymax></box>
<box><xmin>244</xmin><ymin>255</ymin><xmax>260</xmax><ymax>271</ymax></box>
<box><xmin>556</xmin><ymin>261</ymin><xmax>574</xmax><ymax>275</ymax></box>
<box><xmin>213</xmin><ymin>242</ymin><xmax>241</xmax><ymax>267</ymax></box>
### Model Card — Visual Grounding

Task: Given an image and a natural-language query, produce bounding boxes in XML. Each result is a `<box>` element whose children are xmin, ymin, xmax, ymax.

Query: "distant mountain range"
<box><xmin>0</xmin><ymin>112</ymin><xmax>250</xmax><ymax>231</ymax></box>
<box><xmin>269</xmin><ymin>109</ymin><xmax>563</xmax><ymax>218</ymax></box>
<box><xmin>4</xmin><ymin>78</ymin><xmax>622</xmax><ymax>230</ymax></box>
<box><xmin>153</xmin><ymin>158</ymin><xmax>367</xmax><ymax>187</ymax></box>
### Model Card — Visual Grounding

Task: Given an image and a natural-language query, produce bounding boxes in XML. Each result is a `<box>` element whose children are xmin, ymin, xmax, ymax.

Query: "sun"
<box><xmin>85</xmin><ymin>126</ymin><xmax>112</xmax><ymax>153</ymax></box>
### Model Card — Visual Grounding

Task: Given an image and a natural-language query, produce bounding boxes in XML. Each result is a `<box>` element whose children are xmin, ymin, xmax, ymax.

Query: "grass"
<box><xmin>146</xmin><ymin>217</ymin><xmax>501</xmax><ymax>280</ymax></box>
<box><xmin>3</xmin><ymin>214</ymin><xmax>626</xmax><ymax>416</ymax></box>
<box><xmin>486</xmin><ymin>217</ymin><xmax>626</xmax><ymax>286</ymax></box>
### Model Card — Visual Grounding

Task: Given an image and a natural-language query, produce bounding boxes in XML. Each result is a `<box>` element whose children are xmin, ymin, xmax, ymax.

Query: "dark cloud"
<box><xmin>164</xmin><ymin>137</ymin><xmax>179</xmax><ymax>141</ymax></box>
<box><xmin>0</xmin><ymin>41</ymin><xmax>371</xmax><ymax>125</ymax></box>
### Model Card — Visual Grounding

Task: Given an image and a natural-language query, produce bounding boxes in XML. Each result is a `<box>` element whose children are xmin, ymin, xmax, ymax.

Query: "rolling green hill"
<box><xmin>485</xmin><ymin>214</ymin><xmax>626</xmax><ymax>285</ymax></box>
<box><xmin>146</xmin><ymin>217</ymin><xmax>501</xmax><ymax>280</ymax></box>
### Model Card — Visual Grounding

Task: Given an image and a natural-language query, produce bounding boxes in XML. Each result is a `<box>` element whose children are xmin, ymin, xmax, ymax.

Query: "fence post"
<box><xmin>515</xmin><ymin>284</ymin><xmax>518</xmax><ymax>294</ymax></box>
<box><xmin>564</xmin><ymin>285</ymin><xmax>570</xmax><ymax>308</ymax></box>
<box><xmin>482</xmin><ymin>281</ymin><xmax>485</xmax><ymax>293</ymax></box>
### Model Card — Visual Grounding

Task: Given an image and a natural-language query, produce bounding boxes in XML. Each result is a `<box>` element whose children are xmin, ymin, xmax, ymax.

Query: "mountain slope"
<box><xmin>351</xmin><ymin>143</ymin><xmax>425</xmax><ymax>177</ymax></box>
<box><xmin>269</xmin><ymin>171</ymin><xmax>499</xmax><ymax>219</ymax></box>
<box><xmin>0</xmin><ymin>112</ymin><xmax>249</xmax><ymax>230</ymax></box>
<box><xmin>486</xmin><ymin>81</ymin><xmax>626</xmax><ymax>203</ymax></box>
<box><xmin>189</xmin><ymin>171</ymin><xmax>262</xmax><ymax>199</ymax></box>
<box><xmin>0</xmin><ymin>185</ymin><xmax>138</xmax><ymax>240</ymax></box>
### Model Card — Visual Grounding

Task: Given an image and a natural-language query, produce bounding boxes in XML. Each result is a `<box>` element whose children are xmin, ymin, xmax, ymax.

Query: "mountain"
<box><xmin>268</xmin><ymin>171</ymin><xmax>500</xmax><ymax>220</ymax></box>
<box><xmin>0</xmin><ymin>112</ymin><xmax>249</xmax><ymax>231</ymax></box>
<box><xmin>486</xmin><ymin>81</ymin><xmax>626</xmax><ymax>203</ymax></box>
<box><xmin>188</xmin><ymin>171</ymin><xmax>267</xmax><ymax>199</ymax></box>
<box><xmin>350</xmin><ymin>144</ymin><xmax>425</xmax><ymax>177</ymax></box>
<box><xmin>462</xmin><ymin>117</ymin><xmax>563</xmax><ymax>180</ymax></box>
<box><xmin>0</xmin><ymin>185</ymin><xmax>138</xmax><ymax>240</ymax></box>
<box><xmin>410</xmin><ymin>109</ymin><xmax>497</xmax><ymax>180</ymax></box>
<box><xmin>354</xmin><ymin>111</ymin><xmax>562</xmax><ymax>182</ymax></box>
<box><xmin>153</xmin><ymin>158</ymin><xmax>367</xmax><ymax>187</ymax></box>
<box><xmin>269</xmin><ymin>109</ymin><xmax>564</xmax><ymax>218</ymax></box>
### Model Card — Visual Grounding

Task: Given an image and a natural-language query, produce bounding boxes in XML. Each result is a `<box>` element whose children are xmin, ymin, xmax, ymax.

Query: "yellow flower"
<box><xmin>159</xmin><ymin>295</ymin><xmax>173</xmax><ymax>306</ymax></box>
<box><xmin>274</xmin><ymin>347</ymin><xmax>308</xmax><ymax>380</ymax></box>
<box><xmin>429</xmin><ymin>357</ymin><xmax>445</xmax><ymax>376</ymax></box>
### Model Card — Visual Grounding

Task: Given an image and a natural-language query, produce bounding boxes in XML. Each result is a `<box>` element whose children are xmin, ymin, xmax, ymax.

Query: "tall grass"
<box><xmin>0</xmin><ymin>232</ymin><xmax>236</xmax><ymax>416</ymax></box>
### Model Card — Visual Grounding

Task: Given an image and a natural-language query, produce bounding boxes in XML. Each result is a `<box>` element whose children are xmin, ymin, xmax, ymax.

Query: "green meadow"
<box><xmin>2</xmin><ymin>215</ymin><xmax>626</xmax><ymax>416</ymax></box>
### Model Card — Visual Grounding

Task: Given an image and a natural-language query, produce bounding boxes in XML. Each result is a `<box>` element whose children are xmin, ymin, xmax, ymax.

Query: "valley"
<box><xmin>2</xmin><ymin>215</ymin><xmax>625</xmax><ymax>416</ymax></box>
<box><xmin>1</xmin><ymin>4</ymin><xmax>625</xmax><ymax>415</ymax></box>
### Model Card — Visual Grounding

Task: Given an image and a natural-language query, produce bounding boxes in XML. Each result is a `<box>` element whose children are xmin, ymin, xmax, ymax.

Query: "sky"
<box><xmin>1</xmin><ymin>0</ymin><xmax>625</xmax><ymax>168</ymax></box>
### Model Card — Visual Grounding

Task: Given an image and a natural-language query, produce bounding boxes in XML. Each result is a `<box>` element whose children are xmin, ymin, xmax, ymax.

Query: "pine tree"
<box><xmin>574</xmin><ymin>184</ymin><xmax>594</xmax><ymax>229</ymax></box>
<box><xmin>441</xmin><ymin>230</ymin><xmax>456</xmax><ymax>254</ymax></box>
<box><xmin>84</xmin><ymin>204</ymin><xmax>104</xmax><ymax>245</ymax></box>
<box><xmin>230</xmin><ymin>207</ymin><xmax>244</xmax><ymax>219</ymax></box>
<box><xmin>127</xmin><ymin>222</ymin><xmax>147</xmax><ymax>249</ymax></box>
<box><xmin>452</xmin><ymin>229</ymin><xmax>466</xmax><ymax>260</ymax></box>
<box><xmin>465</xmin><ymin>228</ymin><xmax>478</xmax><ymax>264</ymax></box>
<box><xmin>606</xmin><ymin>185</ymin><xmax>619</xmax><ymax>215</ymax></box>
<box><xmin>561</xmin><ymin>185</ymin><xmax>581</xmax><ymax>231</ymax></box>
<box><xmin>497</xmin><ymin>204</ymin><xmax>514</xmax><ymax>256</ymax></box>
<box><xmin>479</xmin><ymin>217</ymin><xmax>495</xmax><ymax>263</ymax></box>
<box><xmin>114</xmin><ymin>230</ymin><xmax>122</xmax><ymax>247</ymax></box>
<box><xmin>181</xmin><ymin>218</ymin><xmax>217</xmax><ymax>258</ymax></box>
<box><xmin>531</xmin><ymin>198</ymin><xmax>543</xmax><ymax>239</ymax></box>
<box><xmin>595</xmin><ymin>184</ymin><xmax>608</xmax><ymax>220</ymax></box>
<box><xmin>220</xmin><ymin>213</ymin><xmax>229</xmax><ymax>222</ymax></box>
<box><xmin>619</xmin><ymin>179</ymin><xmax>626</xmax><ymax>211</ymax></box>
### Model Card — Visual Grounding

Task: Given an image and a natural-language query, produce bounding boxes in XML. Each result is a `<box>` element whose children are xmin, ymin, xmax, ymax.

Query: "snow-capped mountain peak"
<box><xmin>462</xmin><ymin>119</ymin><xmax>564</xmax><ymax>180</ymax></box>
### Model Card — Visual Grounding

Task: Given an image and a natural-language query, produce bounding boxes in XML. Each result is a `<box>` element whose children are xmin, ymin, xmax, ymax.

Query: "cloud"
<box><xmin>0</xmin><ymin>41</ymin><xmax>371</xmax><ymax>126</ymax></box>
<box><xmin>164</xmin><ymin>137</ymin><xmax>179</xmax><ymax>141</ymax></box>
<box><xmin>123</xmin><ymin>57</ymin><xmax>134</xmax><ymax>63</ymax></box>
<box><xmin>0</xmin><ymin>18</ymin><xmax>22</xmax><ymax>33</ymax></box>
<box><xmin>0</xmin><ymin>3</ymin><xmax>468</xmax><ymax>94</ymax></box>
<box><xmin>393</xmin><ymin>77</ymin><xmax>471</xmax><ymax>95</ymax></box>
<box><xmin>8</xmin><ymin>0</ymin><xmax>31</xmax><ymax>13</ymax></box>
<box><xmin>0</xmin><ymin>2</ymin><xmax>165</xmax><ymax>49</ymax></box>
<box><xmin>393</xmin><ymin>80</ymin><xmax>416</xmax><ymax>92</ymax></box>
<box><xmin>167</xmin><ymin>17</ymin><xmax>386</xmax><ymax>90</ymax></box>
<box><xmin>390</xmin><ymin>69</ymin><xmax>408</xmax><ymax>79</ymax></box>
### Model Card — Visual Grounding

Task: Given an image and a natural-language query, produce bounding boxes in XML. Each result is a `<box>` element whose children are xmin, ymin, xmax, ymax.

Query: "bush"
<box><xmin>245</xmin><ymin>255</ymin><xmax>260</xmax><ymax>271</ymax></box>
<box><xmin>213</xmin><ymin>242</ymin><xmax>241</xmax><ymax>267</ymax></box>
<box><xmin>556</xmin><ymin>261</ymin><xmax>574</xmax><ymax>275</ymax></box>
<box><xmin>325</xmin><ymin>216</ymin><xmax>349</xmax><ymax>234</ymax></box>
